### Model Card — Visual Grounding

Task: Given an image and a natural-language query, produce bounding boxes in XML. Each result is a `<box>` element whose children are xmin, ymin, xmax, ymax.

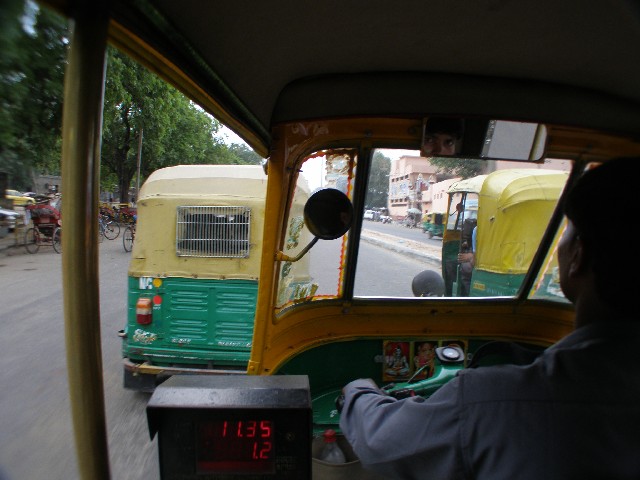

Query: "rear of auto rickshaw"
<box><xmin>121</xmin><ymin>164</ymin><xmax>311</xmax><ymax>391</ymax></box>
<box><xmin>422</xmin><ymin>211</ymin><xmax>445</xmax><ymax>238</ymax></box>
<box><xmin>442</xmin><ymin>169</ymin><xmax>569</xmax><ymax>297</ymax></box>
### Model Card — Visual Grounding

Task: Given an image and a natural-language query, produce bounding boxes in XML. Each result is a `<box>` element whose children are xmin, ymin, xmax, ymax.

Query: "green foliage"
<box><xmin>227</xmin><ymin>143</ymin><xmax>262</xmax><ymax>165</ymax></box>
<box><xmin>100</xmin><ymin>48</ymin><xmax>264</xmax><ymax>200</ymax></box>
<box><xmin>365</xmin><ymin>151</ymin><xmax>391</xmax><ymax>208</ymax></box>
<box><xmin>0</xmin><ymin>2</ymin><xmax>67</xmax><ymax>189</ymax></box>
<box><xmin>1</xmin><ymin>2</ymin><xmax>260</xmax><ymax>198</ymax></box>
<box><xmin>427</xmin><ymin>157</ymin><xmax>485</xmax><ymax>179</ymax></box>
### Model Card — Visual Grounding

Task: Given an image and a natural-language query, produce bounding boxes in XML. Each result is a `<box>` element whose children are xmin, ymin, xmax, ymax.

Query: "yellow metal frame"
<box><xmin>60</xmin><ymin>3</ymin><xmax>111</xmax><ymax>479</ymax></box>
<box><xmin>246</xmin><ymin>119</ymin><xmax>610</xmax><ymax>376</ymax></box>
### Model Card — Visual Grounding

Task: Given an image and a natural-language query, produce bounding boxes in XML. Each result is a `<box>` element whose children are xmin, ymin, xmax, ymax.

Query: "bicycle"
<box><xmin>99</xmin><ymin>213</ymin><xmax>120</xmax><ymax>240</ymax></box>
<box><xmin>123</xmin><ymin>223</ymin><xmax>135</xmax><ymax>252</ymax></box>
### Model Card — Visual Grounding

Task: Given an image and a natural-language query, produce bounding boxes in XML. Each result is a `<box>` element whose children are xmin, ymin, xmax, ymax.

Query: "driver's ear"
<box><xmin>567</xmin><ymin>235</ymin><xmax>588</xmax><ymax>277</ymax></box>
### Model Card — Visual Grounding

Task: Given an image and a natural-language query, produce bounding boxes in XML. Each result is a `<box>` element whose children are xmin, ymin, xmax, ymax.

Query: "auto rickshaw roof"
<box><xmin>480</xmin><ymin>169</ymin><xmax>570</xmax><ymax>211</ymax></box>
<box><xmin>475</xmin><ymin>169</ymin><xmax>569</xmax><ymax>274</ymax></box>
<box><xmin>139</xmin><ymin>165</ymin><xmax>268</xmax><ymax>199</ymax></box>
<box><xmin>43</xmin><ymin>0</ymin><xmax>640</xmax><ymax>158</ymax></box>
<box><xmin>447</xmin><ymin>175</ymin><xmax>488</xmax><ymax>195</ymax></box>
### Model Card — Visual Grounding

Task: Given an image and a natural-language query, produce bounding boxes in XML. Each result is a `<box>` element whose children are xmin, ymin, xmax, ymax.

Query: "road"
<box><xmin>0</xmin><ymin>224</ymin><xmax>440</xmax><ymax>479</ymax></box>
<box><xmin>0</xmin><ymin>237</ymin><xmax>158</xmax><ymax>480</ymax></box>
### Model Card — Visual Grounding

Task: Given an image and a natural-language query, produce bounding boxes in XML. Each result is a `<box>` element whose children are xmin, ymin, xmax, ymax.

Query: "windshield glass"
<box><xmin>278</xmin><ymin>148</ymin><xmax>573</xmax><ymax>307</ymax></box>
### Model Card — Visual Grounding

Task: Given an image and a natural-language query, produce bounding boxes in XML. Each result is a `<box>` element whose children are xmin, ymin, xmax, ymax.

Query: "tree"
<box><xmin>102</xmin><ymin>48</ymin><xmax>237</xmax><ymax>201</ymax></box>
<box><xmin>427</xmin><ymin>157</ymin><xmax>485</xmax><ymax>179</ymax></box>
<box><xmin>1</xmin><ymin>3</ymin><xmax>260</xmax><ymax>198</ymax></box>
<box><xmin>0</xmin><ymin>3</ymin><xmax>67</xmax><ymax>189</ymax></box>
<box><xmin>228</xmin><ymin>143</ymin><xmax>262</xmax><ymax>165</ymax></box>
<box><xmin>364</xmin><ymin>151</ymin><xmax>391</xmax><ymax>208</ymax></box>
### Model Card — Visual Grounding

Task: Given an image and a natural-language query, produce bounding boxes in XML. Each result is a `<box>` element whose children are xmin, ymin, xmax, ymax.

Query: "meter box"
<box><xmin>147</xmin><ymin>375</ymin><xmax>312</xmax><ymax>480</ymax></box>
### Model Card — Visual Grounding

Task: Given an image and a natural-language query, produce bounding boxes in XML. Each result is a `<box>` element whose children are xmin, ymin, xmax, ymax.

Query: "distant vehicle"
<box><xmin>24</xmin><ymin>192</ymin><xmax>53</xmax><ymax>204</ymax></box>
<box><xmin>363</xmin><ymin>209</ymin><xmax>375</xmax><ymax>220</ymax></box>
<box><xmin>5</xmin><ymin>189</ymin><xmax>35</xmax><ymax>207</ymax></box>
<box><xmin>422</xmin><ymin>212</ymin><xmax>445</xmax><ymax>238</ymax></box>
<box><xmin>0</xmin><ymin>207</ymin><xmax>19</xmax><ymax>232</ymax></box>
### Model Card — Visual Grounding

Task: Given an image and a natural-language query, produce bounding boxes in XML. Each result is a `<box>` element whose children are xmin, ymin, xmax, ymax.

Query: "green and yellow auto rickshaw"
<box><xmin>121</xmin><ymin>164</ymin><xmax>311</xmax><ymax>390</ymax></box>
<box><xmin>442</xmin><ymin>169</ymin><xmax>569</xmax><ymax>297</ymax></box>
<box><xmin>422</xmin><ymin>211</ymin><xmax>445</xmax><ymax>238</ymax></box>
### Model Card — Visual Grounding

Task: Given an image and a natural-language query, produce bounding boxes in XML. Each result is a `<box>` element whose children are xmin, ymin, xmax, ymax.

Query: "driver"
<box><xmin>339</xmin><ymin>157</ymin><xmax>640</xmax><ymax>479</ymax></box>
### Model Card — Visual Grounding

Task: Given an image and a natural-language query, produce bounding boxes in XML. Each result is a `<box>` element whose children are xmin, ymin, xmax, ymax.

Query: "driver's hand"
<box><xmin>337</xmin><ymin>379</ymin><xmax>381</xmax><ymax>413</ymax></box>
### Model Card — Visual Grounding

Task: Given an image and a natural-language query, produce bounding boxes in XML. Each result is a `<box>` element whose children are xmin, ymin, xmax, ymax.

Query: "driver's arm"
<box><xmin>339</xmin><ymin>378</ymin><xmax>466</xmax><ymax>479</ymax></box>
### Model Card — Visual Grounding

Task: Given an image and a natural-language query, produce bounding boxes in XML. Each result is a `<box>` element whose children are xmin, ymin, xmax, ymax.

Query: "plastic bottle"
<box><xmin>318</xmin><ymin>429</ymin><xmax>347</xmax><ymax>464</ymax></box>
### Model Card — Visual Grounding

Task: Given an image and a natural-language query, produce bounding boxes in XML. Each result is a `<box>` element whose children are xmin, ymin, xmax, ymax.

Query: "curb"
<box><xmin>360</xmin><ymin>232</ymin><xmax>441</xmax><ymax>264</ymax></box>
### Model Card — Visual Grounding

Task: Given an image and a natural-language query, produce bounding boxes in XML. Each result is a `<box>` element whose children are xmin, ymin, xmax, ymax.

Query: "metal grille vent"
<box><xmin>176</xmin><ymin>206</ymin><xmax>251</xmax><ymax>258</ymax></box>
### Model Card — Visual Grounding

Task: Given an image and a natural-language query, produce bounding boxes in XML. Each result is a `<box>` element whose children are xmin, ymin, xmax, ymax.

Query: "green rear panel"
<box><xmin>469</xmin><ymin>269</ymin><xmax>523</xmax><ymax>297</ymax></box>
<box><xmin>123</xmin><ymin>276</ymin><xmax>257</xmax><ymax>367</ymax></box>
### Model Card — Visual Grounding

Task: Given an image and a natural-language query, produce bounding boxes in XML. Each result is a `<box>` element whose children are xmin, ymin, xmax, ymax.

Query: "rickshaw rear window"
<box><xmin>176</xmin><ymin>206</ymin><xmax>251</xmax><ymax>258</ymax></box>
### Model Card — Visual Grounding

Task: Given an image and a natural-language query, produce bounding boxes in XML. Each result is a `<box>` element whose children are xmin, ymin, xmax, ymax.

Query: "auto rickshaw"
<box><xmin>422</xmin><ymin>211</ymin><xmax>445</xmax><ymax>238</ymax></box>
<box><xmin>441</xmin><ymin>169</ymin><xmax>569</xmax><ymax>297</ymax></box>
<box><xmin>121</xmin><ymin>164</ymin><xmax>311</xmax><ymax>391</ymax></box>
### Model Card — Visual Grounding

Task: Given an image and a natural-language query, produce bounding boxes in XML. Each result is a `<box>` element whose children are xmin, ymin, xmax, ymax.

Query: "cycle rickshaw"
<box><xmin>24</xmin><ymin>203</ymin><xmax>62</xmax><ymax>254</ymax></box>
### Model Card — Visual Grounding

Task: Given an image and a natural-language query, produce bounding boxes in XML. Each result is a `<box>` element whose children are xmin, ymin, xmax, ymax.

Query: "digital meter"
<box><xmin>147</xmin><ymin>375</ymin><xmax>312</xmax><ymax>479</ymax></box>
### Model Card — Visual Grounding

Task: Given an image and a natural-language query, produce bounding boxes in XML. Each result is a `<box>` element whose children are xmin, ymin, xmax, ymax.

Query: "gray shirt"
<box><xmin>339</xmin><ymin>322</ymin><xmax>640</xmax><ymax>479</ymax></box>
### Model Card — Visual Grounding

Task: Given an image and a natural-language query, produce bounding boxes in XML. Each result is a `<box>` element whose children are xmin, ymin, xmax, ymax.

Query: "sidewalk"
<box><xmin>360</xmin><ymin>228</ymin><xmax>441</xmax><ymax>264</ymax></box>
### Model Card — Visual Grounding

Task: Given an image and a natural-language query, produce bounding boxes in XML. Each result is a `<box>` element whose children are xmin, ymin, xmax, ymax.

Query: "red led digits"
<box><xmin>246</xmin><ymin>420</ymin><xmax>256</xmax><ymax>438</ymax></box>
<box><xmin>196</xmin><ymin>419</ymin><xmax>275</xmax><ymax>474</ymax></box>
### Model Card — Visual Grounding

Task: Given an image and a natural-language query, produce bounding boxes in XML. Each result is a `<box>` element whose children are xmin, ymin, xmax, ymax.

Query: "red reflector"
<box><xmin>136</xmin><ymin>297</ymin><xmax>153</xmax><ymax>325</ymax></box>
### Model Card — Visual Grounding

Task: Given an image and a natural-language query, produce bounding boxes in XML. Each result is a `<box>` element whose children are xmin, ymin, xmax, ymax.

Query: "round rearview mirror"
<box><xmin>304</xmin><ymin>188</ymin><xmax>353</xmax><ymax>240</ymax></box>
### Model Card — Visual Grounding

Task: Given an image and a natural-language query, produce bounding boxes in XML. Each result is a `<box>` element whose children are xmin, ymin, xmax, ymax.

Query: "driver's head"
<box><xmin>560</xmin><ymin>157</ymin><xmax>639</xmax><ymax>316</ymax></box>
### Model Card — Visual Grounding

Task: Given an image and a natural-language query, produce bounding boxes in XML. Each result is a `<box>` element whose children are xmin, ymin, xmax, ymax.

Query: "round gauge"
<box><xmin>441</xmin><ymin>347</ymin><xmax>461</xmax><ymax>360</ymax></box>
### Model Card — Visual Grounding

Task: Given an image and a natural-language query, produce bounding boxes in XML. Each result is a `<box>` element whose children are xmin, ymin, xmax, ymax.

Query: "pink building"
<box><xmin>388</xmin><ymin>155</ymin><xmax>454</xmax><ymax>221</ymax></box>
<box><xmin>388</xmin><ymin>155</ymin><xmax>571</xmax><ymax>221</ymax></box>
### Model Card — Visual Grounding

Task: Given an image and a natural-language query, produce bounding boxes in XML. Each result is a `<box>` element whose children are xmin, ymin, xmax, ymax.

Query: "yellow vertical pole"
<box><xmin>60</xmin><ymin>2</ymin><xmax>111</xmax><ymax>479</ymax></box>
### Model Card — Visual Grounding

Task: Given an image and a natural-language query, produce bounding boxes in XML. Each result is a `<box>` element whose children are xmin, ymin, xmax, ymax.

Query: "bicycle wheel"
<box><xmin>97</xmin><ymin>222</ymin><xmax>105</xmax><ymax>243</ymax></box>
<box><xmin>123</xmin><ymin>226</ymin><xmax>134</xmax><ymax>252</ymax></box>
<box><xmin>103</xmin><ymin>220</ymin><xmax>120</xmax><ymax>240</ymax></box>
<box><xmin>52</xmin><ymin>227</ymin><xmax>62</xmax><ymax>254</ymax></box>
<box><xmin>25</xmin><ymin>227</ymin><xmax>40</xmax><ymax>254</ymax></box>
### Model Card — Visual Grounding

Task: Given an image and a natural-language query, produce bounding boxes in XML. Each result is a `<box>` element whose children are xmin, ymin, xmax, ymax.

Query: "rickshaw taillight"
<box><xmin>136</xmin><ymin>298</ymin><xmax>153</xmax><ymax>325</ymax></box>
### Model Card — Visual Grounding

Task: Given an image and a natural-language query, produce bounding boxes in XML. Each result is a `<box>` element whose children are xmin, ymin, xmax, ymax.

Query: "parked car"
<box><xmin>0</xmin><ymin>207</ymin><xmax>20</xmax><ymax>233</ymax></box>
<box><xmin>363</xmin><ymin>209</ymin><xmax>375</xmax><ymax>220</ymax></box>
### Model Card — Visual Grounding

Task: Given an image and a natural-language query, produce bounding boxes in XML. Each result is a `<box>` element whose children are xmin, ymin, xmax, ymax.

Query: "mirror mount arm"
<box><xmin>275</xmin><ymin>237</ymin><xmax>319</xmax><ymax>262</ymax></box>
